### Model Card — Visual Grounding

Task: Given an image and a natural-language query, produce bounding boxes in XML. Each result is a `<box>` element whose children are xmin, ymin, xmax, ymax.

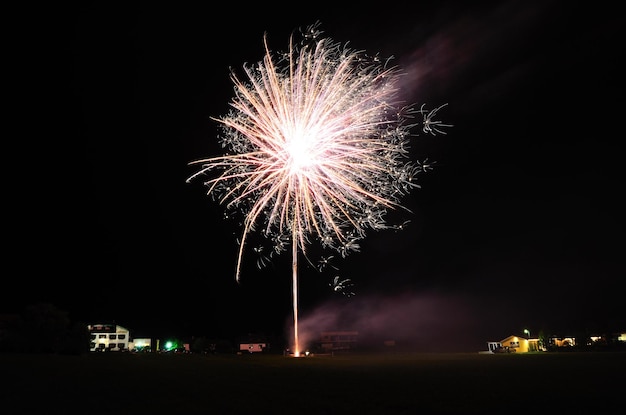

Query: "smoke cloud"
<box><xmin>289</xmin><ymin>291</ymin><xmax>485</xmax><ymax>353</ymax></box>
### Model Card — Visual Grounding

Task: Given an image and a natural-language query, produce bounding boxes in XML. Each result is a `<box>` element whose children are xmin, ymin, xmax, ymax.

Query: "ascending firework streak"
<box><xmin>187</xmin><ymin>22</ymin><xmax>451</xmax><ymax>357</ymax></box>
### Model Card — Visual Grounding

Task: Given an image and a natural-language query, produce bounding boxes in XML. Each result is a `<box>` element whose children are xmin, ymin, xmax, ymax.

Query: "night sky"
<box><xmin>5</xmin><ymin>1</ymin><xmax>624</xmax><ymax>352</ymax></box>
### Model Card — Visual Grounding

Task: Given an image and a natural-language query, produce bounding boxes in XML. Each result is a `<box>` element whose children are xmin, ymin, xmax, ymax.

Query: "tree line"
<box><xmin>0</xmin><ymin>303</ymin><xmax>90</xmax><ymax>354</ymax></box>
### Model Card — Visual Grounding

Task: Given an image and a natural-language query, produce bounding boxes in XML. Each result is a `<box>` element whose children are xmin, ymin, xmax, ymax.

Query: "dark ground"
<box><xmin>3</xmin><ymin>351</ymin><xmax>624</xmax><ymax>414</ymax></box>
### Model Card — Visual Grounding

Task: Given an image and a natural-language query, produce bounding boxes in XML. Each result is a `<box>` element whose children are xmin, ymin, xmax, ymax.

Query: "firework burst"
<box><xmin>187</xmin><ymin>22</ymin><xmax>450</xmax><ymax>355</ymax></box>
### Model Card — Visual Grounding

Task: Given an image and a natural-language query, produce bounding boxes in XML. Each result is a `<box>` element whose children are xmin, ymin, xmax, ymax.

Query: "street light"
<box><xmin>523</xmin><ymin>328</ymin><xmax>530</xmax><ymax>338</ymax></box>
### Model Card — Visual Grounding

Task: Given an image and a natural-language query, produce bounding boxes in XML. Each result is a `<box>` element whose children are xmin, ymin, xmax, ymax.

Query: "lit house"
<box><xmin>88</xmin><ymin>323</ymin><xmax>131</xmax><ymax>352</ymax></box>
<box><xmin>486</xmin><ymin>334</ymin><xmax>541</xmax><ymax>353</ymax></box>
<box><xmin>499</xmin><ymin>334</ymin><xmax>530</xmax><ymax>353</ymax></box>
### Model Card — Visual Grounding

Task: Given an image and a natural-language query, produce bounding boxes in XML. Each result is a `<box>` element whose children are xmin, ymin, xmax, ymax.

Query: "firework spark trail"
<box><xmin>187</xmin><ymin>22</ymin><xmax>450</xmax><ymax>356</ymax></box>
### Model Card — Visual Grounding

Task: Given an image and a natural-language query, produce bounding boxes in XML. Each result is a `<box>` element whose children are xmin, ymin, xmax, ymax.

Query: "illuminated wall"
<box><xmin>500</xmin><ymin>335</ymin><xmax>529</xmax><ymax>353</ymax></box>
<box><xmin>88</xmin><ymin>324</ymin><xmax>131</xmax><ymax>352</ymax></box>
<box><xmin>239</xmin><ymin>343</ymin><xmax>267</xmax><ymax>353</ymax></box>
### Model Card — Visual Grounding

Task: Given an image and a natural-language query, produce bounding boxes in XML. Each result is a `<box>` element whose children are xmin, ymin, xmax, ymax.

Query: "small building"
<box><xmin>499</xmin><ymin>335</ymin><xmax>529</xmax><ymax>353</ymax></box>
<box><xmin>238</xmin><ymin>333</ymin><xmax>269</xmax><ymax>353</ymax></box>
<box><xmin>131</xmin><ymin>338</ymin><xmax>152</xmax><ymax>352</ymax></box>
<box><xmin>486</xmin><ymin>334</ymin><xmax>538</xmax><ymax>353</ymax></box>
<box><xmin>318</xmin><ymin>330</ymin><xmax>359</xmax><ymax>353</ymax></box>
<box><xmin>88</xmin><ymin>323</ymin><xmax>131</xmax><ymax>352</ymax></box>
<box><xmin>239</xmin><ymin>342</ymin><xmax>268</xmax><ymax>353</ymax></box>
<box><xmin>486</xmin><ymin>341</ymin><xmax>502</xmax><ymax>353</ymax></box>
<box><xmin>549</xmin><ymin>336</ymin><xmax>576</xmax><ymax>348</ymax></box>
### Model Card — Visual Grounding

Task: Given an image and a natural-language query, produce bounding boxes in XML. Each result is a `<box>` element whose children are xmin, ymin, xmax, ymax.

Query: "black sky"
<box><xmin>5</xmin><ymin>1</ymin><xmax>624</xmax><ymax>351</ymax></box>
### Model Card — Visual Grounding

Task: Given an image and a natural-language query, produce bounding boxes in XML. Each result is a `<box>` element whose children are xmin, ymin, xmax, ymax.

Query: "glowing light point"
<box><xmin>286</xmin><ymin>133</ymin><xmax>315</xmax><ymax>173</ymax></box>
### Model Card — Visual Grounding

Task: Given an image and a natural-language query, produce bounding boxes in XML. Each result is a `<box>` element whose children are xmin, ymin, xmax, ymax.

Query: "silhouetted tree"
<box><xmin>0</xmin><ymin>303</ymin><xmax>90</xmax><ymax>354</ymax></box>
<box><xmin>537</xmin><ymin>329</ymin><xmax>549</xmax><ymax>351</ymax></box>
<box><xmin>60</xmin><ymin>321</ymin><xmax>91</xmax><ymax>355</ymax></box>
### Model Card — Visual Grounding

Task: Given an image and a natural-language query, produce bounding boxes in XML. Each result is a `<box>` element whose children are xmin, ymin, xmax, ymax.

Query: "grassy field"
<box><xmin>3</xmin><ymin>351</ymin><xmax>624</xmax><ymax>414</ymax></box>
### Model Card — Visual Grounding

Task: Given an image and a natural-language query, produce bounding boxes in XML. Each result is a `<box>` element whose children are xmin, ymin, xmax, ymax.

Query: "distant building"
<box><xmin>499</xmin><ymin>334</ymin><xmax>530</xmax><ymax>353</ymax></box>
<box><xmin>239</xmin><ymin>342</ymin><xmax>268</xmax><ymax>353</ymax></box>
<box><xmin>132</xmin><ymin>338</ymin><xmax>152</xmax><ymax>352</ymax></box>
<box><xmin>486</xmin><ymin>341</ymin><xmax>502</xmax><ymax>353</ymax></box>
<box><xmin>548</xmin><ymin>336</ymin><xmax>576</xmax><ymax>348</ymax></box>
<box><xmin>237</xmin><ymin>333</ymin><xmax>269</xmax><ymax>353</ymax></box>
<box><xmin>485</xmin><ymin>334</ymin><xmax>539</xmax><ymax>353</ymax></box>
<box><xmin>318</xmin><ymin>330</ymin><xmax>359</xmax><ymax>353</ymax></box>
<box><xmin>88</xmin><ymin>323</ymin><xmax>131</xmax><ymax>352</ymax></box>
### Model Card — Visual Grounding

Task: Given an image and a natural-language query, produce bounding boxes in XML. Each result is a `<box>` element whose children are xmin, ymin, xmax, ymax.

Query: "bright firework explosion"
<box><xmin>187</xmin><ymin>22</ymin><xmax>450</xmax><ymax>356</ymax></box>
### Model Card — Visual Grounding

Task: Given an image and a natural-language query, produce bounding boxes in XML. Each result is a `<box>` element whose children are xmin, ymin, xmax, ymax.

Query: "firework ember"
<box><xmin>188</xmin><ymin>22</ymin><xmax>450</xmax><ymax>356</ymax></box>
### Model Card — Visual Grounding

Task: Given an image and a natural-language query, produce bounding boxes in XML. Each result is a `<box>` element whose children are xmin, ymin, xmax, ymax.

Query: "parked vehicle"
<box><xmin>492</xmin><ymin>346</ymin><xmax>516</xmax><ymax>353</ymax></box>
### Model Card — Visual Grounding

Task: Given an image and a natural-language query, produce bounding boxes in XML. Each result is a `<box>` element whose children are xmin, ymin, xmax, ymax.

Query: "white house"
<box><xmin>88</xmin><ymin>323</ymin><xmax>131</xmax><ymax>352</ymax></box>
